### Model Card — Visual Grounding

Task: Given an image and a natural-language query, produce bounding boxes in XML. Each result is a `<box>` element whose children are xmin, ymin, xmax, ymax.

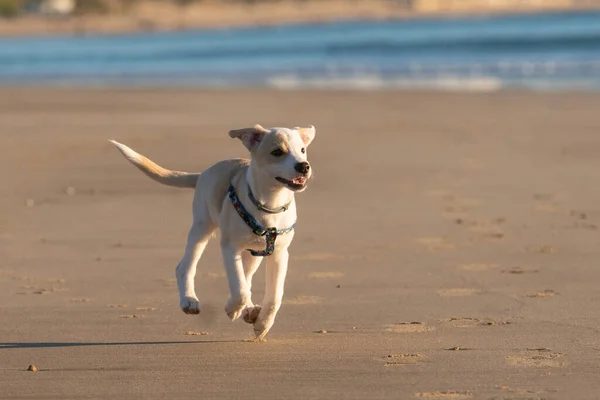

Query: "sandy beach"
<box><xmin>1</xmin><ymin>88</ymin><xmax>600</xmax><ymax>398</ymax></box>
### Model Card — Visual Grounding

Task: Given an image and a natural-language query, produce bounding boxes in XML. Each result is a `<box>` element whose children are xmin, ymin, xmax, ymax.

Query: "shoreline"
<box><xmin>1</xmin><ymin>1</ymin><xmax>598</xmax><ymax>38</ymax></box>
<box><xmin>2</xmin><ymin>79</ymin><xmax>600</xmax><ymax>94</ymax></box>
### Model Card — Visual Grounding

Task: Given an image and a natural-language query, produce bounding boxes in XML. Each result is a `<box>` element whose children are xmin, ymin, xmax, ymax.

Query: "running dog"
<box><xmin>109</xmin><ymin>124</ymin><xmax>315</xmax><ymax>340</ymax></box>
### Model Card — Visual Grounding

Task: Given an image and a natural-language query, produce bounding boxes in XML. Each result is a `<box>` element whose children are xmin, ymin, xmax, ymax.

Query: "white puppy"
<box><xmin>109</xmin><ymin>124</ymin><xmax>315</xmax><ymax>340</ymax></box>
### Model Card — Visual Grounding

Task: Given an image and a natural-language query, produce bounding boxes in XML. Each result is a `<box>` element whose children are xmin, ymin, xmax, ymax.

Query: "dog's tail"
<box><xmin>109</xmin><ymin>140</ymin><xmax>199</xmax><ymax>189</ymax></box>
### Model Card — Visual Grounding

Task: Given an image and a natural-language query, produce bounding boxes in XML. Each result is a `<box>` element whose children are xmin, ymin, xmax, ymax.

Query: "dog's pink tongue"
<box><xmin>293</xmin><ymin>177</ymin><xmax>306</xmax><ymax>184</ymax></box>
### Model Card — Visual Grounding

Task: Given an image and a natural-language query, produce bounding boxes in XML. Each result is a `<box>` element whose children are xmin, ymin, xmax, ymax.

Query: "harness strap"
<box><xmin>227</xmin><ymin>185</ymin><xmax>295</xmax><ymax>257</ymax></box>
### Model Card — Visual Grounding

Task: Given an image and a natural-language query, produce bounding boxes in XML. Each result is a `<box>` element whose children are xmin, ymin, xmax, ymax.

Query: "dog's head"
<box><xmin>229</xmin><ymin>124</ymin><xmax>315</xmax><ymax>192</ymax></box>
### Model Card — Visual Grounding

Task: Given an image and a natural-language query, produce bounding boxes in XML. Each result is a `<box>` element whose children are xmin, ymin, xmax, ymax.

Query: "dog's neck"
<box><xmin>246</xmin><ymin>167</ymin><xmax>294</xmax><ymax>212</ymax></box>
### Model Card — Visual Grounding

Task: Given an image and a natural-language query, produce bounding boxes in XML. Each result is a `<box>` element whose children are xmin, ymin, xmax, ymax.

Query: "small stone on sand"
<box><xmin>27</xmin><ymin>365</ymin><xmax>37</xmax><ymax>372</ymax></box>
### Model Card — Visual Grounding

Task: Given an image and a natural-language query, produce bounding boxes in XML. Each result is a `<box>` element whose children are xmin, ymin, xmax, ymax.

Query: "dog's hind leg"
<box><xmin>241</xmin><ymin>252</ymin><xmax>263</xmax><ymax>324</ymax></box>
<box><xmin>176</xmin><ymin>220</ymin><xmax>215</xmax><ymax>314</ymax></box>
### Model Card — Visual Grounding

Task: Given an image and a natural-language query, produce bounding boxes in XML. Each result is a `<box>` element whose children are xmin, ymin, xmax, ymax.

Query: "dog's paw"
<box><xmin>225</xmin><ymin>307</ymin><xmax>244</xmax><ymax>321</ymax></box>
<box><xmin>180</xmin><ymin>296</ymin><xmax>201</xmax><ymax>314</ymax></box>
<box><xmin>225</xmin><ymin>296</ymin><xmax>249</xmax><ymax>321</ymax></box>
<box><xmin>253</xmin><ymin>315</ymin><xmax>275</xmax><ymax>341</ymax></box>
<box><xmin>242</xmin><ymin>305</ymin><xmax>262</xmax><ymax>324</ymax></box>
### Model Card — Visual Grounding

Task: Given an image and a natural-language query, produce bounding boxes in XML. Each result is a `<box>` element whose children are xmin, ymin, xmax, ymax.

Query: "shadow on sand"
<box><xmin>0</xmin><ymin>340</ymin><xmax>242</xmax><ymax>349</ymax></box>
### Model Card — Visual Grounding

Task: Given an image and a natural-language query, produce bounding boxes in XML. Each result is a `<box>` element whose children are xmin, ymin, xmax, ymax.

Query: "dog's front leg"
<box><xmin>253</xmin><ymin>248</ymin><xmax>289</xmax><ymax>340</ymax></box>
<box><xmin>241</xmin><ymin>252</ymin><xmax>264</xmax><ymax>324</ymax></box>
<box><xmin>221</xmin><ymin>244</ymin><xmax>252</xmax><ymax>321</ymax></box>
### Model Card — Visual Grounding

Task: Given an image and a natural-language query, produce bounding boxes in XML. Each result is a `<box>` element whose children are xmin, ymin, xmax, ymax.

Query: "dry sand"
<box><xmin>1</xmin><ymin>0</ymin><xmax>596</xmax><ymax>37</ymax></box>
<box><xmin>1</xmin><ymin>88</ymin><xmax>600</xmax><ymax>398</ymax></box>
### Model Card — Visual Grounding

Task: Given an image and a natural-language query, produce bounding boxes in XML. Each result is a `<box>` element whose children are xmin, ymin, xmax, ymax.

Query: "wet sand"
<box><xmin>1</xmin><ymin>88</ymin><xmax>600</xmax><ymax>398</ymax></box>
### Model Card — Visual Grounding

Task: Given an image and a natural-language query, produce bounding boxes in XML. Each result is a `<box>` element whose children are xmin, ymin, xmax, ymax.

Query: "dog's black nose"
<box><xmin>295</xmin><ymin>162</ymin><xmax>310</xmax><ymax>175</ymax></box>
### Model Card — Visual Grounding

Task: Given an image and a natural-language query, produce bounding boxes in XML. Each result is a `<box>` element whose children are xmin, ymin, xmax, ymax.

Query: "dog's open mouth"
<box><xmin>276</xmin><ymin>177</ymin><xmax>307</xmax><ymax>191</ymax></box>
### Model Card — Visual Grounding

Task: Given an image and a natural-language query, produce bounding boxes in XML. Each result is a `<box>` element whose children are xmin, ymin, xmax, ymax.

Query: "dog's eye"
<box><xmin>271</xmin><ymin>149</ymin><xmax>284</xmax><ymax>157</ymax></box>
<box><xmin>301</xmin><ymin>148</ymin><xmax>306</xmax><ymax>154</ymax></box>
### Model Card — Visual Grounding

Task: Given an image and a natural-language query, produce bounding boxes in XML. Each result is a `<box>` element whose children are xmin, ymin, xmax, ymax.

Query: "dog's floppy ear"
<box><xmin>228</xmin><ymin>124</ymin><xmax>270</xmax><ymax>151</ymax></box>
<box><xmin>295</xmin><ymin>125</ymin><xmax>316</xmax><ymax>146</ymax></box>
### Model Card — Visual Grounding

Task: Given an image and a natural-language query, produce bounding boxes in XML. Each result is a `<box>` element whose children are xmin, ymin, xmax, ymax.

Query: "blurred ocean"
<box><xmin>1</xmin><ymin>10</ymin><xmax>600</xmax><ymax>91</ymax></box>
